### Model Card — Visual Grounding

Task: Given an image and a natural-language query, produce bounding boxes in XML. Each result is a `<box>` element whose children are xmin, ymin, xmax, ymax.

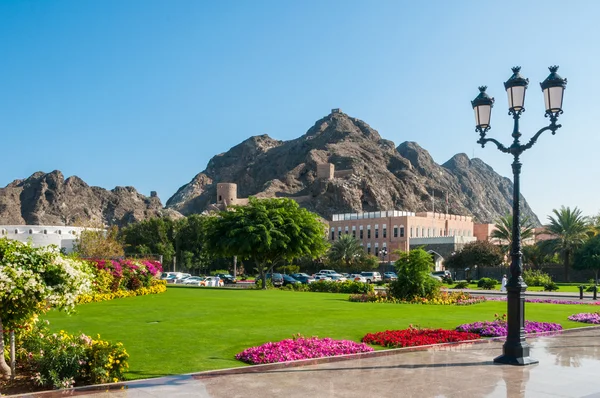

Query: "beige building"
<box><xmin>328</xmin><ymin>210</ymin><xmax>477</xmax><ymax>263</ymax></box>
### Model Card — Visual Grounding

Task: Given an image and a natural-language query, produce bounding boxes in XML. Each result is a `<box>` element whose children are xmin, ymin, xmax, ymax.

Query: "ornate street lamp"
<box><xmin>380</xmin><ymin>247</ymin><xmax>389</xmax><ymax>264</ymax></box>
<box><xmin>471</xmin><ymin>66</ymin><xmax>567</xmax><ymax>366</ymax></box>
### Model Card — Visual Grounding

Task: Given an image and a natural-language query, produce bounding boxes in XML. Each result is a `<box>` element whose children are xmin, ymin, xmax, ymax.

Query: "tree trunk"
<box><xmin>564</xmin><ymin>251</ymin><xmax>570</xmax><ymax>283</ymax></box>
<box><xmin>0</xmin><ymin>316</ymin><xmax>12</xmax><ymax>378</ymax></box>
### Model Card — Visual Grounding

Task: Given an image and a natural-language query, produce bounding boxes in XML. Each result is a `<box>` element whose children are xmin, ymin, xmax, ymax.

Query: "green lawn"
<box><xmin>44</xmin><ymin>286</ymin><xmax>596</xmax><ymax>380</ymax></box>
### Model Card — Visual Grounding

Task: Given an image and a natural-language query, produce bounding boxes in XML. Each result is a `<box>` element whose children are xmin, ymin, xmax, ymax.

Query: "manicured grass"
<box><xmin>44</xmin><ymin>286</ymin><xmax>595</xmax><ymax>380</ymax></box>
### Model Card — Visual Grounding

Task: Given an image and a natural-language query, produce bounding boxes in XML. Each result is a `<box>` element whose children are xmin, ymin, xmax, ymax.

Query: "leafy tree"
<box><xmin>491</xmin><ymin>214</ymin><xmax>535</xmax><ymax>259</ymax></box>
<box><xmin>120</xmin><ymin>217</ymin><xmax>176</xmax><ymax>266</ymax></box>
<box><xmin>522</xmin><ymin>242</ymin><xmax>559</xmax><ymax>269</ymax></box>
<box><xmin>0</xmin><ymin>239</ymin><xmax>93</xmax><ymax>378</ymax></box>
<box><xmin>204</xmin><ymin>197</ymin><xmax>329</xmax><ymax>289</ymax></box>
<box><xmin>73</xmin><ymin>222</ymin><xmax>124</xmax><ymax>258</ymax></box>
<box><xmin>574</xmin><ymin>234</ymin><xmax>600</xmax><ymax>284</ymax></box>
<box><xmin>174</xmin><ymin>214</ymin><xmax>213</xmax><ymax>273</ymax></box>
<box><xmin>540</xmin><ymin>206</ymin><xmax>590</xmax><ymax>282</ymax></box>
<box><xmin>327</xmin><ymin>234</ymin><xmax>365</xmax><ymax>271</ymax></box>
<box><xmin>389</xmin><ymin>248</ymin><xmax>440</xmax><ymax>300</ymax></box>
<box><xmin>444</xmin><ymin>240</ymin><xmax>504</xmax><ymax>270</ymax></box>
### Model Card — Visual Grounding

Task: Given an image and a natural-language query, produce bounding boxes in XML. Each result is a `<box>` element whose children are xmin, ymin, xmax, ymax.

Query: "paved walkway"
<box><xmin>15</xmin><ymin>326</ymin><xmax>600</xmax><ymax>398</ymax></box>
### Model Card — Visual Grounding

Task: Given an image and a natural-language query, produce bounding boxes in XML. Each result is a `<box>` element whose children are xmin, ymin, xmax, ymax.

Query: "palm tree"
<box><xmin>327</xmin><ymin>234</ymin><xmax>364</xmax><ymax>270</ymax></box>
<box><xmin>491</xmin><ymin>214</ymin><xmax>535</xmax><ymax>260</ymax></box>
<box><xmin>540</xmin><ymin>206</ymin><xmax>590</xmax><ymax>282</ymax></box>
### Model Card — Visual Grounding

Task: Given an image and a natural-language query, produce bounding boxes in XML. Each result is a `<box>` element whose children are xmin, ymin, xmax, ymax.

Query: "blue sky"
<box><xmin>1</xmin><ymin>0</ymin><xmax>599</xmax><ymax>223</ymax></box>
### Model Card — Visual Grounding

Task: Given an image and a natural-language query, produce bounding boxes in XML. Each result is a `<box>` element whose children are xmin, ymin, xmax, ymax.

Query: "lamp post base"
<box><xmin>494</xmin><ymin>352</ymin><xmax>539</xmax><ymax>366</ymax></box>
<box><xmin>493</xmin><ymin>282</ymin><xmax>539</xmax><ymax>366</ymax></box>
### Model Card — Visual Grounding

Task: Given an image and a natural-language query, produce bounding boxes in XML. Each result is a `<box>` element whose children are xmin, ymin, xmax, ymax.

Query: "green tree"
<box><xmin>0</xmin><ymin>239</ymin><xmax>93</xmax><ymax>377</ymax></box>
<box><xmin>120</xmin><ymin>217</ymin><xmax>176</xmax><ymax>266</ymax></box>
<box><xmin>203</xmin><ymin>197</ymin><xmax>329</xmax><ymax>289</ymax></box>
<box><xmin>175</xmin><ymin>214</ymin><xmax>213</xmax><ymax>273</ymax></box>
<box><xmin>389</xmin><ymin>248</ymin><xmax>440</xmax><ymax>300</ymax></box>
<box><xmin>540</xmin><ymin>206</ymin><xmax>590</xmax><ymax>282</ymax></box>
<box><xmin>574</xmin><ymin>234</ymin><xmax>600</xmax><ymax>284</ymax></box>
<box><xmin>73</xmin><ymin>222</ymin><xmax>124</xmax><ymax>258</ymax></box>
<box><xmin>522</xmin><ymin>242</ymin><xmax>559</xmax><ymax>269</ymax></box>
<box><xmin>327</xmin><ymin>234</ymin><xmax>365</xmax><ymax>271</ymax></box>
<box><xmin>444</xmin><ymin>240</ymin><xmax>504</xmax><ymax>270</ymax></box>
<box><xmin>491</xmin><ymin>214</ymin><xmax>535</xmax><ymax>259</ymax></box>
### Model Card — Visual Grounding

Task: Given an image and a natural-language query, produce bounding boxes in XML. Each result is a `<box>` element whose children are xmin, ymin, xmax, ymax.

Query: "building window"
<box><xmin>415</xmin><ymin>227</ymin><xmax>419</xmax><ymax>237</ymax></box>
<box><xmin>410</xmin><ymin>227</ymin><xmax>413</xmax><ymax>237</ymax></box>
<box><xmin>400</xmin><ymin>226</ymin><xmax>405</xmax><ymax>237</ymax></box>
<box><xmin>383</xmin><ymin>227</ymin><xmax>387</xmax><ymax>238</ymax></box>
<box><xmin>422</xmin><ymin>228</ymin><xmax>425</xmax><ymax>237</ymax></box>
<box><xmin>43</xmin><ymin>229</ymin><xmax>48</xmax><ymax>234</ymax></box>
<box><xmin>393</xmin><ymin>226</ymin><xmax>398</xmax><ymax>238</ymax></box>
<box><xmin>440</xmin><ymin>229</ymin><xmax>443</xmax><ymax>236</ymax></box>
<box><xmin>14</xmin><ymin>229</ymin><xmax>19</xmax><ymax>234</ymax></box>
<box><xmin>375</xmin><ymin>228</ymin><xmax>378</xmax><ymax>239</ymax></box>
<box><xmin>58</xmin><ymin>230</ymin><xmax>62</xmax><ymax>235</ymax></box>
<box><xmin>29</xmin><ymin>229</ymin><xmax>33</xmax><ymax>234</ymax></box>
<box><xmin>428</xmin><ymin>228</ymin><xmax>431</xmax><ymax>237</ymax></box>
<box><xmin>375</xmin><ymin>247</ymin><xmax>379</xmax><ymax>256</ymax></box>
<box><xmin>331</xmin><ymin>229</ymin><xmax>335</xmax><ymax>240</ymax></box>
<box><xmin>367</xmin><ymin>246</ymin><xmax>371</xmax><ymax>255</ymax></box>
<box><xmin>360</xmin><ymin>229</ymin><xmax>363</xmax><ymax>239</ymax></box>
<box><xmin>352</xmin><ymin>229</ymin><xmax>356</xmax><ymax>238</ymax></box>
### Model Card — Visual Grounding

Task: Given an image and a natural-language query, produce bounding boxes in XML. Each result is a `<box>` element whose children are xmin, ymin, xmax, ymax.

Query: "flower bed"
<box><xmin>362</xmin><ymin>327</ymin><xmax>480</xmax><ymax>348</ymax></box>
<box><xmin>486</xmin><ymin>297</ymin><xmax>600</xmax><ymax>305</ymax></box>
<box><xmin>348</xmin><ymin>290</ymin><xmax>485</xmax><ymax>305</ymax></box>
<box><xmin>235</xmin><ymin>335</ymin><xmax>373</xmax><ymax>365</ymax></box>
<box><xmin>456</xmin><ymin>314</ymin><xmax>563</xmax><ymax>337</ymax></box>
<box><xmin>77</xmin><ymin>280</ymin><xmax>166</xmax><ymax>304</ymax></box>
<box><xmin>568</xmin><ymin>312</ymin><xmax>600</xmax><ymax>324</ymax></box>
<box><xmin>16</xmin><ymin>320</ymin><xmax>129</xmax><ymax>390</ymax></box>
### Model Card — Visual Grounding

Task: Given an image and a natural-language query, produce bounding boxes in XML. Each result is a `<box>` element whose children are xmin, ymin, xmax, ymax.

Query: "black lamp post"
<box><xmin>471</xmin><ymin>66</ymin><xmax>567</xmax><ymax>366</ymax></box>
<box><xmin>380</xmin><ymin>247</ymin><xmax>389</xmax><ymax>267</ymax></box>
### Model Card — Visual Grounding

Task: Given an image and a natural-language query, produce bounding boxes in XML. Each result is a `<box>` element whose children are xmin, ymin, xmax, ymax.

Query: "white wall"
<box><xmin>0</xmin><ymin>225</ymin><xmax>94</xmax><ymax>253</ymax></box>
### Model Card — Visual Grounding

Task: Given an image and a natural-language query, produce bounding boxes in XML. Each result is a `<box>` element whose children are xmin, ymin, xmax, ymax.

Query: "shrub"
<box><xmin>280</xmin><ymin>283</ymin><xmax>308</xmax><ymax>292</ymax></box>
<box><xmin>477</xmin><ymin>277</ymin><xmax>498</xmax><ymax>290</ymax></box>
<box><xmin>453</xmin><ymin>281</ymin><xmax>469</xmax><ymax>289</ymax></box>
<box><xmin>543</xmin><ymin>281</ymin><xmax>559</xmax><ymax>291</ymax></box>
<box><xmin>16</xmin><ymin>320</ymin><xmax>129</xmax><ymax>389</ymax></box>
<box><xmin>390</xmin><ymin>248</ymin><xmax>440</xmax><ymax>301</ymax></box>
<box><xmin>523</xmin><ymin>269</ymin><xmax>553</xmax><ymax>287</ymax></box>
<box><xmin>308</xmin><ymin>281</ymin><xmax>373</xmax><ymax>294</ymax></box>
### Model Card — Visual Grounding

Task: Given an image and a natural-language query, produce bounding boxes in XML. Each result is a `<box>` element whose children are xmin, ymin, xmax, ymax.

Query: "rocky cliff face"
<box><xmin>0</xmin><ymin>170</ymin><xmax>181</xmax><ymax>227</ymax></box>
<box><xmin>166</xmin><ymin>111</ymin><xmax>541</xmax><ymax>225</ymax></box>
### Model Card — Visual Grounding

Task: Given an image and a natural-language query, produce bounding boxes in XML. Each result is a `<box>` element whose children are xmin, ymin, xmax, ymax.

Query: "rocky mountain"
<box><xmin>166</xmin><ymin>110</ymin><xmax>541</xmax><ymax>225</ymax></box>
<box><xmin>0</xmin><ymin>170</ymin><xmax>182</xmax><ymax>227</ymax></box>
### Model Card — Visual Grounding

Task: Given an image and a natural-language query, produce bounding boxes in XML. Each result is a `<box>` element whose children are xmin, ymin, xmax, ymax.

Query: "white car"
<box><xmin>182</xmin><ymin>276</ymin><xmax>205</xmax><ymax>286</ymax></box>
<box><xmin>200</xmin><ymin>276</ymin><xmax>224</xmax><ymax>287</ymax></box>
<box><xmin>348</xmin><ymin>274</ymin><xmax>368</xmax><ymax>283</ymax></box>
<box><xmin>314</xmin><ymin>275</ymin><xmax>332</xmax><ymax>282</ymax></box>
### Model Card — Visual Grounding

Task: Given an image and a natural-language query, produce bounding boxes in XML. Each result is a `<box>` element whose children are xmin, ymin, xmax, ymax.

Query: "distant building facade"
<box><xmin>0</xmin><ymin>225</ymin><xmax>91</xmax><ymax>253</ymax></box>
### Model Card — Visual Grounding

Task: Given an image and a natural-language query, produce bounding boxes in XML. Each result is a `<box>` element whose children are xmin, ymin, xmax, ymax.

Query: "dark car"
<box><xmin>290</xmin><ymin>273</ymin><xmax>315</xmax><ymax>284</ymax></box>
<box><xmin>216</xmin><ymin>273</ymin><xmax>236</xmax><ymax>284</ymax></box>
<box><xmin>282</xmin><ymin>274</ymin><xmax>301</xmax><ymax>286</ymax></box>
<box><xmin>260</xmin><ymin>273</ymin><xmax>284</xmax><ymax>287</ymax></box>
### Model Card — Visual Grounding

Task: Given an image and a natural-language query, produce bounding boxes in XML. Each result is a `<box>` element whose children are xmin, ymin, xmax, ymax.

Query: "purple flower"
<box><xmin>235</xmin><ymin>336</ymin><xmax>373</xmax><ymax>365</ymax></box>
<box><xmin>456</xmin><ymin>319</ymin><xmax>562</xmax><ymax>337</ymax></box>
<box><xmin>568</xmin><ymin>312</ymin><xmax>600</xmax><ymax>324</ymax></box>
<box><xmin>487</xmin><ymin>297</ymin><xmax>600</xmax><ymax>305</ymax></box>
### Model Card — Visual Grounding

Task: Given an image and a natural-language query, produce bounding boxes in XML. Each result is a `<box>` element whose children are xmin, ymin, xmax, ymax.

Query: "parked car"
<box><xmin>314</xmin><ymin>275</ymin><xmax>332</xmax><ymax>282</ymax></box>
<box><xmin>360</xmin><ymin>271</ymin><xmax>382</xmax><ymax>283</ymax></box>
<box><xmin>282</xmin><ymin>274</ymin><xmax>301</xmax><ymax>286</ymax></box>
<box><xmin>348</xmin><ymin>274</ymin><xmax>367</xmax><ymax>283</ymax></box>
<box><xmin>318</xmin><ymin>269</ymin><xmax>338</xmax><ymax>276</ymax></box>
<box><xmin>383</xmin><ymin>272</ymin><xmax>398</xmax><ymax>282</ymax></box>
<box><xmin>290</xmin><ymin>273</ymin><xmax>315</xmax><ymax>284</ymax></box>
<box><xmin>174</xmin><ymin>273</ymin><xmax>192</xmax><ymax>283</ymax></box>
<box><xmin>216</xmin><ymin>273</ymin><xmax>236</xmax><ymax>284</ymax></box>
<box><xmin>182</xmin><ymin>276</ymin><xmax>205</xmax><ymax>286</ymax></box>
<box><xmin>330</xmin><ymin>275</ymin><xmax>347</xmax><ymax>282</ymax></box>
<box><xmin>201</xmin><ymin>276</ymin><xmax>224</xmax><ymax>287</ymax></box>
<box><xmin>262</xmin><ymin>273</ymin><xmax>284</xmax><ymax>287</ymax></box>
<box><xmin>431</xmin><ymin>270</ymin><xmax>453</xmax><ymax>283</ymax></box>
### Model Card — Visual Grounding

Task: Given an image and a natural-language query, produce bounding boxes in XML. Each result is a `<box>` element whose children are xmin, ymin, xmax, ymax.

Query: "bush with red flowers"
<box><xmin>362</xmin><ymin>326</ymin><xmax>480</xmax><ymax>348</ymax></box>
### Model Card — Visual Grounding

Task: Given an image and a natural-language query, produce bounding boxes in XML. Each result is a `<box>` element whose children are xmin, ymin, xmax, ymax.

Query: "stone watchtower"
<box><xmin>316</xmin><ymin>163</ymin><xmax>335</xmax><ymax>180</ymax></box>
<box><xmin>217</xmin><ymin>183</ymin><xmax>238</xmax><ymax>206</ymax></box>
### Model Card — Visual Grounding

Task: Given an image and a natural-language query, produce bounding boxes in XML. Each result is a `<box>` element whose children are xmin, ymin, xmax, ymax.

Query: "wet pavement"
<box><xmin>12</xmin><ymin>326</ymin><xmax>600</xmax><ymax>398</ymax></box>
